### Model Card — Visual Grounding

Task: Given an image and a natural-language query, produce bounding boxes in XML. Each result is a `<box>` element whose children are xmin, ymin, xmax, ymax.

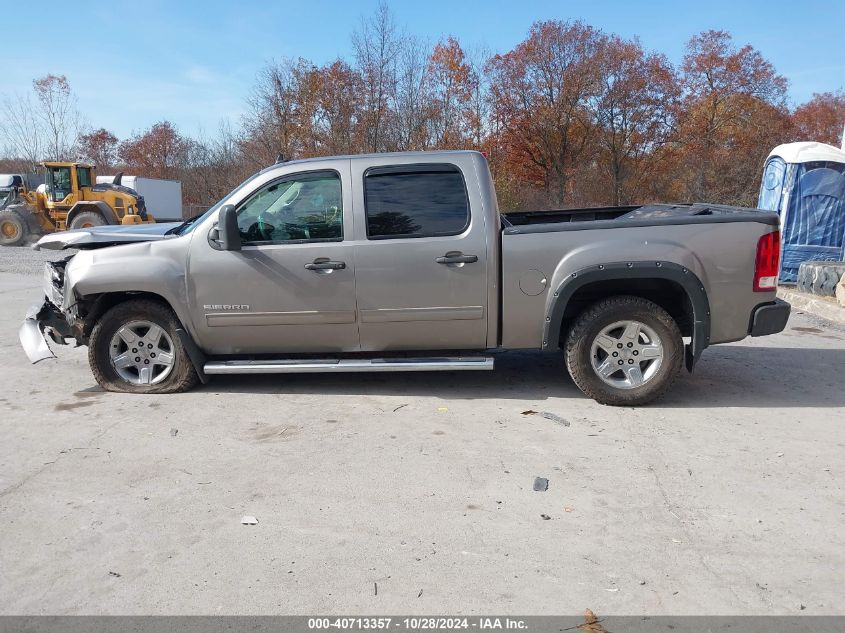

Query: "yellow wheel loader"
<box><xmin>0</xmin><ymin>162</ymin><xmax>156</xmax><ymax>247</ymax></box>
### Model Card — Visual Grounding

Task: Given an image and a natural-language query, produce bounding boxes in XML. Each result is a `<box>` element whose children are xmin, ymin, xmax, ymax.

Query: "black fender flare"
<box><xmin>66</xmin><ymin>201</ymin><xmax>118</xmax><ymax>227</ymax></box>
<box><xmin>544</xmin><ymin>261</ymin><xmax>711</xmax><ymax>371</ymax></box>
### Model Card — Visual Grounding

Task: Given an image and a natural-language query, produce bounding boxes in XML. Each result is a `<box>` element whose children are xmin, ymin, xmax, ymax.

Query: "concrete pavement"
<box><xmin>1</xmin><ymin>254</ymin><xmax>843</xmax><ymax>615</ymax></box>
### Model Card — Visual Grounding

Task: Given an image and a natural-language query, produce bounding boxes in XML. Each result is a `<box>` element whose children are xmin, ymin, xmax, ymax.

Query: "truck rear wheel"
<box><xmin>564</xmin><ymin>295</ymin><xmax>683</xmax><ymax>406</ymax></box>
<box><xmin>69</xmin><ymin>211</ymin><xmax>106</xmax><ymax>230</ymax></box>
<box><xmin>0</xmin><ymin>208</ymin><xmax>28</xmax><ymax>246</ymax></box>
<box><xmin>88</xmin><ymin>299</ymin><xmax>199</xmax><ymax>394</ymax></box>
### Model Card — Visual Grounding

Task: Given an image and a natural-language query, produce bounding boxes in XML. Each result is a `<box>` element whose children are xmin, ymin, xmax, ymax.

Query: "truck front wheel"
<box><xmin>88</xmin><ymin>299</ymin><xmax>199</xmax><ymax>394</ymax></box>
<box><xmin>564</xmin><ymin>296</ymin><xmax>683</xmax><ymax>406</ymax></box>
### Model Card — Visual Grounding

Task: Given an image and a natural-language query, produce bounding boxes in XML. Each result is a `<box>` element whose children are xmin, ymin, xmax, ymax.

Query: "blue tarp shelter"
<box><xmin>758</xmin><ymin>142</ymin><xmax>845</xmax><ymax>282</ymax></box>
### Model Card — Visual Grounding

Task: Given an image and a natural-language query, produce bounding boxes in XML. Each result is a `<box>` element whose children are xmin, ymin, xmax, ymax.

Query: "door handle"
<box><xmin>436</xmin><ymin>252</ymin><xmax>478</xmax><ymax>265</ymax></box>
<box><xmin>305</xmin><ymin>259</ymin><xmax>346</xmax><ymax>271</ymax></box>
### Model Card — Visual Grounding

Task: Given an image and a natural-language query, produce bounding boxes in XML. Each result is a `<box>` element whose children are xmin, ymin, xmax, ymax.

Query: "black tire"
<box><xmin>564</xmin><ymin>295</ymin><xmax>683</xmax><ymax>406</ymax></box>
<box><xmin>0</xmin><ymin>208</ymin><xmax>29</xmax><ymax>246</ymax></box>
<box><xmin>797</xmin><ymin>261</ymin><xmax>845</xmax><ymax>297</ymax></box>
<box><xmin>88</xmin><ymin>299</ymin><xmax>199</xmax><ymax>394</ymax></box>
<box><xmin>69</xmin><ymin>210</ymin><xmax>107</xmax><ymax>230</ymax></box>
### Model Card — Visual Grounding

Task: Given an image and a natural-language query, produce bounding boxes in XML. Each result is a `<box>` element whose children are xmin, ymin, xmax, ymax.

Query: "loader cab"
<box><xmin>42</xmin><ymin>162</ymin><xmax>96</xmax><ymax>205</ymax></box>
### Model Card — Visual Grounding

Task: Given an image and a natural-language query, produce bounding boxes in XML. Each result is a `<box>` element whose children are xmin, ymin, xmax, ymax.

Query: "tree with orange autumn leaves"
<box><xmin>1</xmin><ymin>5</ymin><xmax>843</xmax><ymax>213</ymax></box>
<box><xmin>792</xmin><ymin>91</ymin><xmax>845</xmax><ymax>148</ymax></box>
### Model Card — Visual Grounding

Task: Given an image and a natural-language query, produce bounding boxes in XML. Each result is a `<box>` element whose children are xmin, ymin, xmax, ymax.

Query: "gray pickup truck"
<box><xmin>20</xmin><ymin>150</ymin><xmax>790</xmax><ymax>405</ymax></box>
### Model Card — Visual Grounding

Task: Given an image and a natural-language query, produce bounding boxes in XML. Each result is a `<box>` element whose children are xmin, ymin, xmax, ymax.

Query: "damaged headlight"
<box><xmin>43</xmin><ymin>261</ymin><xmax>66</xmax><ymax>307</ymax></box>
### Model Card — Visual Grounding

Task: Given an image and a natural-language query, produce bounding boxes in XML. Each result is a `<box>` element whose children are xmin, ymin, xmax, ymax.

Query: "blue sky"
<box><xmin>4</xmin><ymin>0</ymin><xmax>843</xmax><ymax>139</ymax></box>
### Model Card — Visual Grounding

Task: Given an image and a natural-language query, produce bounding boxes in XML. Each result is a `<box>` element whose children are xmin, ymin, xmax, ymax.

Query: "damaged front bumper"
<box><xmin>19</xmin><ymin>300</ymin><xmax>73</xmax><ymax>363</ymax></box>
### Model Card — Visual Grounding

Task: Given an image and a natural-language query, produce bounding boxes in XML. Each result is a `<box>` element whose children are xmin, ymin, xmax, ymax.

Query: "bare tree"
<box><xmin>466</xmin><ymin>44</ymin><xmax>492</xmax><ymax>149</ymax></box>
<box><xmin>352</xmin><ymin>1</ymin><xmax>401</xmax><ymax>152</ymax></box>
<box><xmin>1</xmin><ymin>74</ymin><xmax>83</xmax><ymax>167</ymax></box>
<box><xmin>1</xmin><ymin>93</ymin><xmax>42</xmax><ymax>169</ymax></box>
<box><xmin>241</xmin><ymin>58</ymin><xmax>317</xmax><ymax>167</ymax></box>
<box><xmin>393</xmin><ymin>35</ymin><xmax>432</xmax><ymax>150</ymax></box>
<box><xmin>33</xmin><ymin>75</ymin><xmax>83</xmax><ymax>161</ymax></box>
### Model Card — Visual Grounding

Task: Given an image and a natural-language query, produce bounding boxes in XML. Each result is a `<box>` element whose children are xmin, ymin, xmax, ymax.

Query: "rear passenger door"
<box><xmin>351</xmin><ymin>161</ymin><xmax>489</xmax><ymax>351</ymax></box>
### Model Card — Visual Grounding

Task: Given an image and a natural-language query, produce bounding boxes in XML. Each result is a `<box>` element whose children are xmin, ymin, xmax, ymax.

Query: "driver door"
<box><xmin>187</xmin><ymin>166</ymin><xmax>360</xmax><ymax>355</ymax></box>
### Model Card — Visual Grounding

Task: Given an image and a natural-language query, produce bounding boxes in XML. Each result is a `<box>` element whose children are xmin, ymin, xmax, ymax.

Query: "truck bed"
<box><xmin>498</xmin><ymin>202</ymin><xmax>781</xmax><ymax>352</ymax></box>
<box><xmin>502</xmin><ymin>203</ymin><xmax>778</xmax><ymax>232</ymax></box>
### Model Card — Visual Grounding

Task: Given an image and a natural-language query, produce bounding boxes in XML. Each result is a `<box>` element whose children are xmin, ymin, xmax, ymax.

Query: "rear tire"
<box><xmin>69</xmin><ymin>211</ymin><xmax>106</xmax><ymax>230</ymax></box>
<box><xmin>88</xmin><ymin>299</ymin><xmax>200</xmax><ymax>394</ymax></box>
<box><xmin>564</xmin><ymin>295</ymin><xmax>683</xmax><ymax>406</ymax></box>
<box><xmin>0</xmin><ymin>208</ymin><xmax>28</xmax><ymax>246</ymax></box>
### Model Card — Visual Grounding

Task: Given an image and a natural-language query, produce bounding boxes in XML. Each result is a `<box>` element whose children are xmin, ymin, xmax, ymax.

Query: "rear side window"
<box><xmin>77</xmin><ymin>167</ymin><xmax>92</xmax><ymax>188</ymax></box>
<box><xmin>364</xmin><ymin>164</ymin><xmax>469</xmax><ymax>239</ymax></box>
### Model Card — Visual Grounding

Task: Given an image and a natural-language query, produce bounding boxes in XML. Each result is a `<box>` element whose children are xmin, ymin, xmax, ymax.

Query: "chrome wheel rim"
<box><xmin>590</xmin><ymin>320</ymin><xmax>663</xmax><ymax>390</ymax></box>
<box><xmin>109</xmin><ymin>320</ymin><xmax>175</xmax><ymax>386</ymax></box>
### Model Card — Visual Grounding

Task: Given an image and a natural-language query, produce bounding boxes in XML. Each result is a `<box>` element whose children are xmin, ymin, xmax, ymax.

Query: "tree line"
<box><xmin>2</xmin><ymin>3</ymin><xmax>844</xmax><ymax>214</ymax></box>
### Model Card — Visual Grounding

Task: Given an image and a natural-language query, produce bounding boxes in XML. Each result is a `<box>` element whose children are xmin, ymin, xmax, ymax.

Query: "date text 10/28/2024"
<box><xmin>307</xmin><ymin>618</ymin><xmax>528</xmax><ymax>630</ymax></box>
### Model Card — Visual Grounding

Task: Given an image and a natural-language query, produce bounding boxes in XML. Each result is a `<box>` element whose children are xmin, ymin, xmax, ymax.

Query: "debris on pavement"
<box><xmin>538</xmin><ymin>411</ymin><xmax>570</xmax><ymax>426</ymax></box>
<box><xmin>581</xmin><ymin>609</ymin><xmax>609</xmax><ymax>633</ymax></box>
<box><xmin>777</xmin><ymin>452</ymin><xmax>784</xmax><ymax>457</ymax></box>
<box><xmin>241</xmin><ymin>516</ymin><xmax>258</xmax><ymax>525</ymax></box>
<box><xmin>108</xmin><ymin>571</ymin><xmax>121</xmax><ymax>577</ymax></box>
<box><xmin>417</xmin><ymin>589</ymin><xmax>423</xmax><ymax>598</ymax></box>
<box><xmin>520</xmin><ymin>409</ymin><xmax>570</xmax><ymax>426</ymax></box>
<box><xmin>540</xmin><ymin>513</ymin><xmax>551</xmax><ymax>520</ymax></box>
<box><xmin>374</xmin><ymin>582</ymin><xmax>378</xmax><ymax>595</ymax></box>
<box><xmin>436</xmin><ymin>407</ymin><xmax>448</xmax><ymax>413</ymax></box>
<box><xmin>170</xmin><ymin>428</ymin><xmax>178</xmax><ymax>437</ymax></box>
<box><xmin>533</xmin><ymin>477</ymin><xmax>549</xmax><ymax>491</ymax></box>
<box><xmin>393</xmin><ymin>404</ymin><xmax>408</xmax><ymax>412</ymax></box>
<box><xmin>564</xmin><ymin>506</ymin><xmax>574</xmax><ymax>512</ymax></box>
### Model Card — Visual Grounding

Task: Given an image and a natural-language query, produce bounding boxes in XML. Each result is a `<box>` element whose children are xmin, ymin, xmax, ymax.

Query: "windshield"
<box><xmin>176</xmin><ymin>171</ymin><xmax>264</xmax><ymax>236</ymax></box>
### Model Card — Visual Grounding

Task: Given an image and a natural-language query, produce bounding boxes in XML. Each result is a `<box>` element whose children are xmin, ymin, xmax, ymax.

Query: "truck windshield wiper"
<box><xmin>167</xmin><ymin>213</ymin><xmax>205</xmax><ymax>236</ymax></box>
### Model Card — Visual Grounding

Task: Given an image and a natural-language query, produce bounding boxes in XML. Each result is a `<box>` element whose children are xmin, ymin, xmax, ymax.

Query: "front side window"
<box><xmin>364</xmin><ymin>164</ymin><xmax>470</xmax><ymax>239</ymax></box>
<box><xmin>49</xmin><ymin>167</ymin><xmax>72</xmax><ymax>202</ymax></box>
<box><xmin>236</xmin><ymin>171</ymin><xmax>343</xmax><ymax>245</ymax></box>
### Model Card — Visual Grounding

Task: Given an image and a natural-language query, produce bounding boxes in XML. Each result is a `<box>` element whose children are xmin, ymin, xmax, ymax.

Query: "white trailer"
<box><xmin>96</xmin><ymin>175</ymin><xmax>183</xmax><ymax>221</ymax></box>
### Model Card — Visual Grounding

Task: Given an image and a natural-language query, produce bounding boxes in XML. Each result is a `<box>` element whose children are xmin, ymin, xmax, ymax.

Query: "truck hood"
<box><xmin>34</xmin><ymin>222</ymin><xmax>182</xmax><ymax>251</ymax></box>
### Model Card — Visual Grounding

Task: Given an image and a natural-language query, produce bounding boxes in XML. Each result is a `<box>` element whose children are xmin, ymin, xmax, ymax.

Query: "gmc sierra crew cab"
<box><xmin>20</xmin><ymin>150</ymin><xmax>790</xmax><ymax>405</ymax></box>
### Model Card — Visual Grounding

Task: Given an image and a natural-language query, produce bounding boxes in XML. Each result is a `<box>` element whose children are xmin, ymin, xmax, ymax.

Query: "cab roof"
<box><xmin>259</xmin><ymin>149</ymin><xmax>483</xmax><ymax>174</ymax></box>
<box><xmin>40</xmin><ymin>161</ymin><xmax>95</xmax><ymax>168</ymax></box>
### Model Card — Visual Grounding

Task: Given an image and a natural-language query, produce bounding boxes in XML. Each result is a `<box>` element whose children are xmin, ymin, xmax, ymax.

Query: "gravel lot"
<box><xmin>0</xmin><ymin>244</ymin><xmax>73</xmax><ymax>275</ymax></box>
<box><xmin>1</xmin><ymin>244</ymin><xmax>844</xmax><ymax>615</ymax></box>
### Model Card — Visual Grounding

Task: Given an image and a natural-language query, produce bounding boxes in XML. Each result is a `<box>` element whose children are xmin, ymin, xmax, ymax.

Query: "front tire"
<box><xmin>564</xmin><ymin>295</ymin><xmax>683</xmax><ymax>406</ymax></box>
<box><xmin>0</xmin><ymin>208</ymin><xmax>28</xmax><ymax>246</ymax></box>
<box><xmin>69</xmin><ymin>211</ymin><xmax>106</xmax><ymax>230</ymax></box>
<box><xmin>88</xmin><ymin>299</ymin><xmax>199</xmax><ymax>394</ymax></box>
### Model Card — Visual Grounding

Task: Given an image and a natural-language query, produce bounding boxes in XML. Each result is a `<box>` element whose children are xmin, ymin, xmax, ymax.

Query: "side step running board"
<box><xmin>204</xmin><ymin>357</ymin><xmax>495</xmax><ymax>375</ymax></box>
